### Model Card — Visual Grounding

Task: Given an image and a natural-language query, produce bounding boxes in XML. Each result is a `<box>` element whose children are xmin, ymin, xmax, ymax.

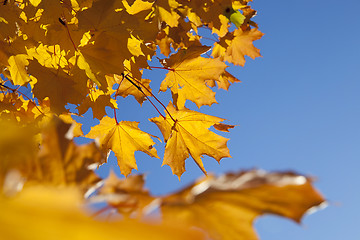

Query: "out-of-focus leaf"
<box><xmin>91</xmin><ymin>171</ymin><xmax>156</xmax><ymax>217</ymax></box>
<box><xmin>161</xmin><ymin>169</ymin><xmax>325</xmax><ymax>240</ymax></box>
<box><xmin>0</xmin><ymin>119</ymin><xmax>38</xmax><ymax>193</ymax></box>
<box><xmin>0</xmin><ymin>117</ymin><xmax>105</xmax><ymax>195</ymax></box>
<box><xmin>0</xmin><ymin>187</ymin><xmax>206</xmax><ymax>240</ymax></box>
<box><xmin>33</xmin><ymin>117</ymin><xmax>105</xmax><ymax>190</ymax></box>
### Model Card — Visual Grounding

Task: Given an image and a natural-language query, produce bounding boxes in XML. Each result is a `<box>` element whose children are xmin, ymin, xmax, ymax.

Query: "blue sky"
<box><xmin>78</xmin><ymin>0</ymin><xmax>360</xmax><ymax>239</ymax></box>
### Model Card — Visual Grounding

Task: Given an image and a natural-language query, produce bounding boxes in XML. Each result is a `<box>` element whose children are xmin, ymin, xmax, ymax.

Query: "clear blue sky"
<box><xmin>77</xmin><ymin>1</ymin><xmax>360</xmax><ymax>239</ymax></box>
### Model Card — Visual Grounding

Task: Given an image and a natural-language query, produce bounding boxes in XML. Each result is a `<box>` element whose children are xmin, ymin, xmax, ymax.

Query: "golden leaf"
<box><xmin>212</xmin><ymin>28</ymin><xmax>264</xmax><ymax>66</ymax></box>
<box><xmin>150</xmin><ymin>103</ymin><xmax>231</xmax><ymax>178</ymax></box>
<box><xmin>160</xmin><ymin>46</ymin><xmax>227</xmax><ymax>109</ymax></box>
<box><xmin>86</xmin><ymin>116</ymin><xmax>159</xmax><ymax>176</ymax></box>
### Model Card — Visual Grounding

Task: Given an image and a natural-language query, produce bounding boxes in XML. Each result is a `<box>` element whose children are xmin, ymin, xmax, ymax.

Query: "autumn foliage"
<box><xmin>0</xmin><ymin>0</ymin><xmax>325</xmax><ymax>239</ymax></box>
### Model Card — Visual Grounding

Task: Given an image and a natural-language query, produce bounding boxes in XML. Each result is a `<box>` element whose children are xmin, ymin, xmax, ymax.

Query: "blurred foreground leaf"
<box><xmin>160</xmin><ymin>169</ymin><xmax>325</xmax><ymax>240</ymax></box>
<box><xmin>0</xmin><ymin>187</ymin><xmax>205</xmax><ymax>240</ymax></box>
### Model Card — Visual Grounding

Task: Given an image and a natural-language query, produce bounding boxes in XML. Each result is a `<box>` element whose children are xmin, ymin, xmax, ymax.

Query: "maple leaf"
<box><xmin>161</xmin><ymin>169</ymin><xmax>326</xmax><ymax>240</ymax></box>
<box><xmin>86</xmin><ymin>116</ymin><xmax>159</xmax><ymax>176</ymax></box>
<box><xmin>0</xmin><ymin>187</ymin><xmax>206</xmax><ymax>240</ymax></box>
<box><xmin>45</xmin><ymin>22</ymin><xmax>86</xmax><ymax>52</ymax></box>
<box><xmin>212</xmin><ymin>28</ymin><xmax>264</xmax><ymax>66</ymax></box>
<box><xmin>150</xmin><ymin>103</ymin><xmax>231</xmax><ymax>178</ymax></box>
<box><xmin>28</xmin><ymin>60</ymin><xmax>88</xmax><ymax>114</ymax></box>
<box><xmin>160</xmin><ymin>45</ymin><xmax>227</xmax><ymax>109</ymax></box>
<box><xmin>78</xmin><ymin>32</ymin><xmax>130</xmax><ymax>77</ymax></box>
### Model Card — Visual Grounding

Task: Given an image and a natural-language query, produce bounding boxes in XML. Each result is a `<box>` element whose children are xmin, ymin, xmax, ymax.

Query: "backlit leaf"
<box><xmin>92</xmin><ymin>171</ymin><xmax>156</xmax><ymax>217</ymax></box>
<box><xmin>160</xmin><ymin>46</ymin><xmax>227</xmax><ymax>109</ymax></box>
<box><xmin>212</xmin><ymin>28</ymin><xmax>264</xmax><ymax>66</ymax></box>
<box><xmin>150</xmin><ymin>103</ymin><xmax>231</xmax><ymax>178</ymax></box>
<box><xmin>86</xmin><ymin>116</ymin><xmax>159</xmax><ymax>176</ymax></box>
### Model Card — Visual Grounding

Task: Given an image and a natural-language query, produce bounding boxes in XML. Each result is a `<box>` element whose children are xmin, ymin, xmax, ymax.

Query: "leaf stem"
<box><xmin>121</xmin><ymin>68</ymin><xmax>176</xmax><ymax>122</ymax></box>
<box><xmin>149</xmin><ymin>66</ymin><xmax>175</xmax><ymax>72</ymax></box>
<box><xmin>113</xmin><ymin>107</ymin><xmax>119</xmax><ymax>124</ymax></box>
<box><xmin>121</xmin><ymin>73</ymin><xmax>165</xmax><ymax>119</ymax></box>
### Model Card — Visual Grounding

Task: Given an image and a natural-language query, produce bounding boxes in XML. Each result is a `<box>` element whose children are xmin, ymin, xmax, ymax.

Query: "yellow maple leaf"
<box><xmin>161</xmin><ymin>169</ymin><xmax>326</xmax><ymax>240</ymax></box>
<box><xmin>150</xmin><ymin>103</ymin><xmax>231</xmax><ymax>178</ymax></box>
<box><xmin>79</xmin><ymin>32</ymin><xmax>130</xmax><ymax>76</ymax></box>
<box><xmin>212</xmin><ymin>28</ymin><xmax>264</xmax><ymax>66</ymax></box>
<box><xmin>160</xmin><ymin>46</ymin><xmax>227</xmax><ymax>109</ymax></box>
<box><xmin>86</xmin><ymin>116</ymin><xmax>159</xmax><ymax>176</ymax></box>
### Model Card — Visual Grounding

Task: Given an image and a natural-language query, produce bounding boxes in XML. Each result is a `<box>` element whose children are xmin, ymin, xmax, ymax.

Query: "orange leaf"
<box><xmin>86</xmin><ymin>116</ymin><xmax>159</xmax><ymax>176</ymax></box>
<box><xmin>161</xmin><ymin>169</ymin><xmax>326</xmax><ymax>240</ymax></box>
<box><xmin>150</xmin><ymin>103</ymin><xmax>231</xmax><ymax>178</ymax></box>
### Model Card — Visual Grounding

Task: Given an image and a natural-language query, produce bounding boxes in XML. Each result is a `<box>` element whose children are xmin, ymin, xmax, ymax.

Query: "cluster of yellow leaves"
<box><xmin>1</xmin><ymin>0</ymin><xmax>263</xmax><ymax>177</ymax></box>
<box><xmin>0</xmin><ymin>2</ymin><xmax>326</xmax><ymax>239</ymax></box>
